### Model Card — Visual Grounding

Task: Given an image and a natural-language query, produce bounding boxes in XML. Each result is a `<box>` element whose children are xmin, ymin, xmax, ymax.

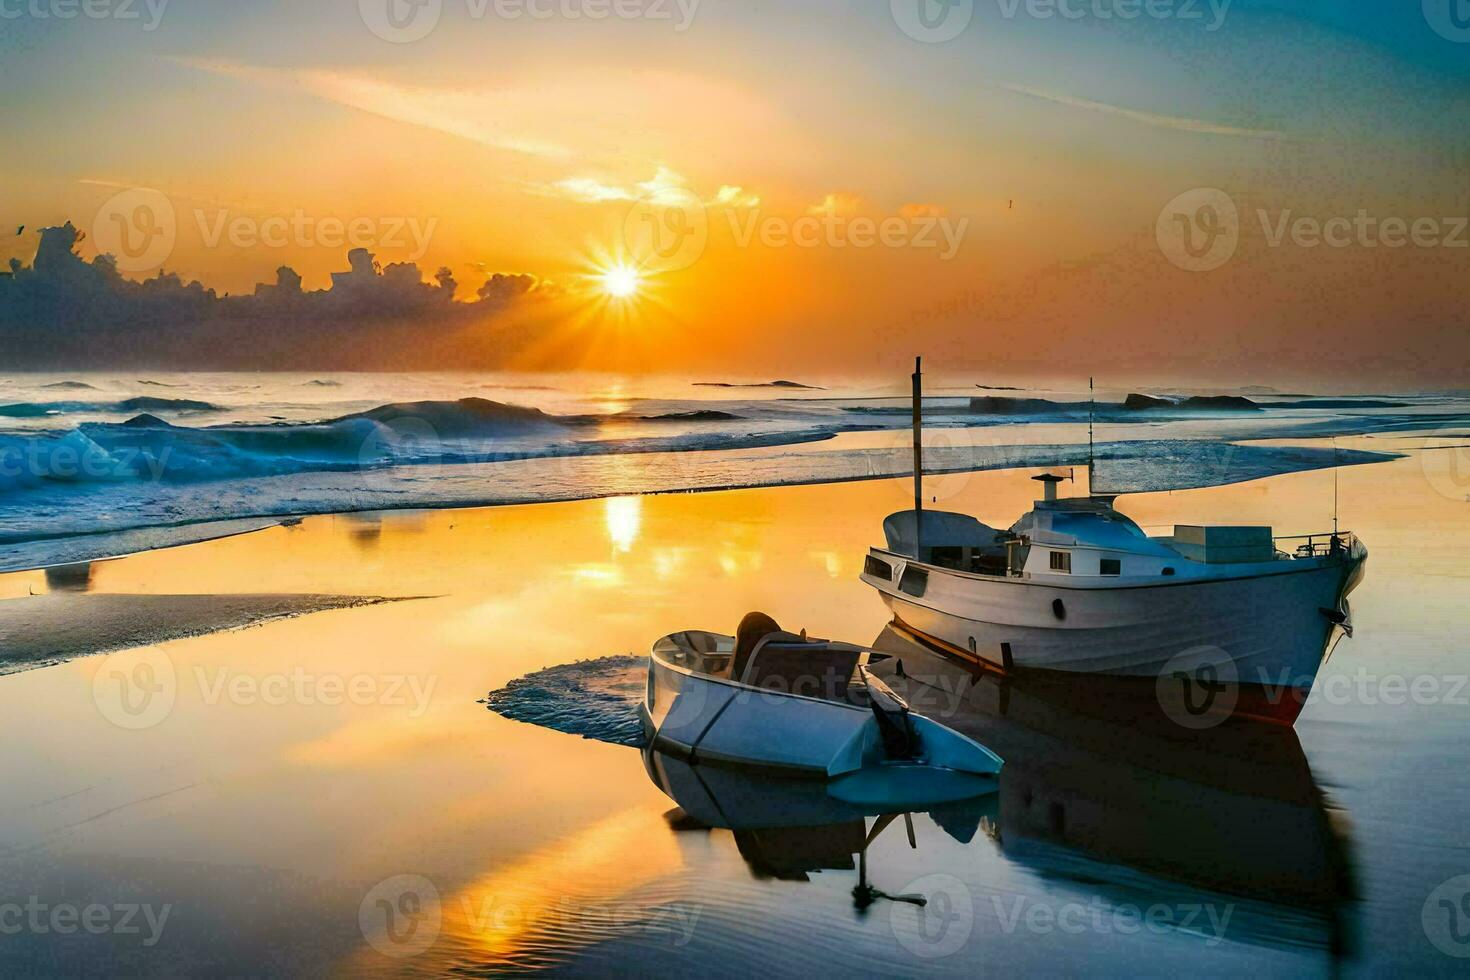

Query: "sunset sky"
<box><xmin>1</xmin><ymin>1</ymin><xmax>1467</xmax><ymax>384</ymax></box>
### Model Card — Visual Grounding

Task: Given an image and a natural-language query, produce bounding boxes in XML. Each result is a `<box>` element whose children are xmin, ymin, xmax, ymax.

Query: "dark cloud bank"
<box><xmin>0</xmin><ymin>224</ymin><xmax>551</xmax><ymax>369</ymax></box>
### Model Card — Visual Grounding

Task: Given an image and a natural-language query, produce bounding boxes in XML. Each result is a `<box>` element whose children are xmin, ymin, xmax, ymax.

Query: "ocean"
<box><xmin>0</xmin><ymin>371</ymin><xmax>1464</xmax><ymax>572</ymax></box>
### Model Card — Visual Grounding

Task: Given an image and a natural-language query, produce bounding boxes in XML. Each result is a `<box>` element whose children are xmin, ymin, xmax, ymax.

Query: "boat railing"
<box><xmin>1273</xmin><ymin>532</ymin><xmax>1356</xmax><ymax>560</ymax></box>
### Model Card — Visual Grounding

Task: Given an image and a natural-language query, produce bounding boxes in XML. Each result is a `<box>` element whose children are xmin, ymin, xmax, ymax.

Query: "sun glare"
<box><xmin>563</xmin><ymin>245</ymin><xmax>679</xmax><ymax>366</ymax></box>
<box><xmin>601</xmin><ymin>264</ymin><xmax>642</xmax><ymax>299</ymax></box>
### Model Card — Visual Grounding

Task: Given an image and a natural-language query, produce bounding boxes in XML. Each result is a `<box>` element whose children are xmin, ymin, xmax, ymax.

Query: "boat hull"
<box><xmin>643</xmin><ymin>651</ymin><xmax>885</xmax><ymax>777</ymax></box>
<box><xmin>863</xmin><ymin>550</ymin><xmax>1365</xmax><ymax>725</ymax></box>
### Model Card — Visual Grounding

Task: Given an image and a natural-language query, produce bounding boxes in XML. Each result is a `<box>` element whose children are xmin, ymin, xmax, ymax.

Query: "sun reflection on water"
<box><xmin>605</xmin><ymin>496</ymin><xmax>643</xmax><ymax>553</ymax></box>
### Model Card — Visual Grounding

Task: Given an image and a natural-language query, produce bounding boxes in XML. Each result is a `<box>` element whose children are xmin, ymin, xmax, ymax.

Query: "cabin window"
<box><xmin>1049</xmin><ymin>551</ymin><xmax>1071</xmax><ymax>573</ymax></box>
<box><xmin>930</xmin><ymin>546</ymin><xmax>966</xmax><ymax>570</ymax></box>
<box><xmin>1100</xmin><ymin>558</ymin><xmax>1121</xmax><ymax>576</ymax></box>
<box><xmin>899</xmin><ymin>566</ymin><xmax>929</xmax><ymax>598</ymax></box>
<box><xmin>864</xmin><ymin>555</ymin><xmax>894</xmax><ymax>580</ymax></box>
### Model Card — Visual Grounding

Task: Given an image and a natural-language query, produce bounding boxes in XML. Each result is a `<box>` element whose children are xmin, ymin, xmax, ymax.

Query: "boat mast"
<box><xmin>1333</xmin><ymin>437</ymin><xmax>1340</xmax><ymax>536</ymax></box>
<box><xmin>1088</xmin><ymin>376</ymin><xmax>1095</xmax><ymax>495</ymax></box>
<box><xmin>912</xmin><ymin>356</ymin><xmax>924</xmax><ymax>557</ymax></box>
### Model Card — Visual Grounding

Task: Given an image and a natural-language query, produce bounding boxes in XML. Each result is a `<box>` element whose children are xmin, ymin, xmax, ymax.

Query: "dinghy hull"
<box><xmin>641</xmin><ymin>628</ymin><xmax>1004</xmax><ymax>778</ymax></box>
<box><xmin>643</xmin><ymin>657</ymin><xmax>882</xmax><ymax>777</ymax></box>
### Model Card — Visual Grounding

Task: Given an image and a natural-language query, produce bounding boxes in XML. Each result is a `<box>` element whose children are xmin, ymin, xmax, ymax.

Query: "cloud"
<box><xmin>808</xmin><ymin>192</ymin><xmax>861</xmax><ymax>216</ymax></box>
<box><xmin>0</xmin><ymin>224</ymin><xmax>551</xmax><ymax>369</ymax></box>
<box><xmin>544</xmin><ymin>167</ymin><xmax>759</xmax><ymax>209</ymax></box>
<box><xmin>173</xmin><ymin>57</ymin><xmax>808</xmax><ymax>175</ymax></box>
<box><xmin>175</xmin><ymin>58</ymin><xmax>571</xmax><ymax>159</ymax></box>
<box><xmin>634</xmin><ymin>166</ymin><xmax>693</xmax><ymax>206</ymax></box>
<box><xmin>176</xmin><ymin>57</ymin><xmax>784</xmax><ymax>216</ymax></box>
<box><xmin>900</xmin><ymin>203</ymin><xmax>947</xmax><ymax>218</ymax></box>
<box><xmin>78</xmin><ymin>177</ymin><xmax>140</xmax><ymax>191</ymax></box>
<box><xmin>553</xmin><ymin>177</ymin><xmax>635</xmax><ymax>203</ymax></box>
<box><xmin>714</xmin><ymin>185</ymin><xmax>761</xmax><ymax>208</ymax></box>
<box><xmin>541</xmin><ymin>170</ymin><xmax>677</xmax><ymax>205</ymax></box>
<box><xmin>1001</xmin><ymin>84</ymin><xmax>1289</xmax><ymax>140</ymax></box>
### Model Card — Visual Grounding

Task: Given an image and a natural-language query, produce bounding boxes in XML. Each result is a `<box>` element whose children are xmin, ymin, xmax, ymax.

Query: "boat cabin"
<box><xmin>879</xmin><ymin>479</ymin><xmax>1286</xmax><ymax>583</ymax></box>
<box><xmin>881</xmin><ymin>510</ymin><xmax>1017</xmax><ymax>576</ymax></box>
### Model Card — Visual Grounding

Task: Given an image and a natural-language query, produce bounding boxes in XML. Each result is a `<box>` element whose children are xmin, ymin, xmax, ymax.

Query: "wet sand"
<box><xmin>0</xmin><ymin>444</ymin><xmax>1466</xmax><ymax>976</ymax></box>
<box><xmin>0</xmin><ymin>594</ymin><xmax>409</xmax><ymax>675</ymax></box>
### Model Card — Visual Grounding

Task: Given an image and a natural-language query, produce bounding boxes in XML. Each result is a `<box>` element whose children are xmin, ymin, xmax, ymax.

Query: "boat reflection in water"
<box><xmin>643</xmin><ymin>745</ymin><xmax>998</xmax><ymax>914</ymax></box>
<box><xmin>644</xmin><ymin>623</ymin><xmax>1358</xmax><ymax>959</ymax></box>
<box><xmin>868</xmin><ymin>624</ymin><xmax>1360</xmax><ymax>958</ymax></box>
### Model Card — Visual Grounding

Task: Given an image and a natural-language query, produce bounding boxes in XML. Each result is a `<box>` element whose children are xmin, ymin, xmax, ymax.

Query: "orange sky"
<box><xmin>1</xmin><ymin>2</ymin><xmax>1467</xmax><ymax>384</ymax></box>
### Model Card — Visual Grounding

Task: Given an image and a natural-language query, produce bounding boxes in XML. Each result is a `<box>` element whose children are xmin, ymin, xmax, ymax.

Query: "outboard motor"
<box><xmin>732</xmin><ymin>611</ymin><xmax>783</xmax><ymax>681</ymax></box>
<box><xmin>862</xmin><ymin>668</ymin><xmax>917</xmax><ymax>760</ymax></box>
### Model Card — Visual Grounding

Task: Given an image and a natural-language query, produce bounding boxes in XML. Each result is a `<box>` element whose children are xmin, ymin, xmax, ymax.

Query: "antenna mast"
<box><xmin>912</xmin><ymin>357</ymin><xmax>924</xmax><ymax>558</ymax></box>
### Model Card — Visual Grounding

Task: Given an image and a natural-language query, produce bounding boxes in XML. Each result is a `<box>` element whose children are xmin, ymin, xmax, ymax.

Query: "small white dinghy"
<box><xmin>640</xmin><ymin>612</ymin><xmax>1003</xmax><ymax>781</ymax></box>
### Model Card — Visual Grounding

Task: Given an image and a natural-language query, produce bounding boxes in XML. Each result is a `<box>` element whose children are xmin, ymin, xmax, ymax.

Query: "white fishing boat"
<box><xmin>640</xmin><ymin>612</ymin><xmax>1003</xmax><ymax>780</ymax></box>
<box><xmin>859</xmin><ymin>362</ymin><xmax>1368</xmax><ymax>726</ymax></box>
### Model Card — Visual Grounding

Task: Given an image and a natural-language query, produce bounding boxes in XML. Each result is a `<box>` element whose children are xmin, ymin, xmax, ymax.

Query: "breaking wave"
<box><xmin>0</xmin><ymin>399</ymin><xmax>556</xmax><ymax>490</ymax></box>
<box><xmin>329</xmin><ymin>397</ymin><xmax>569</xmax><ymax>435</ymax></box>
<box><xmin>0</xmin><ymin>397</ymin><xmax>842</xmax><ymax>496</ymax></box>
<box><xmin>0</xmin><ymin>396</ymin><xmax>223</xmax><ymax>418</ymax></box>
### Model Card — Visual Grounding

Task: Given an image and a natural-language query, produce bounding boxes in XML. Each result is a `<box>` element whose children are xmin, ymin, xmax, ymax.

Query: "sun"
<box><xmin>555</xmin><ymin>246</ymin><xmax>678</xmax><ymax>367</ymax></box>
<box><xmin>600</xmin><ymin>264</ymin><xmax>642</xmax><ymax>299</ymax></box>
